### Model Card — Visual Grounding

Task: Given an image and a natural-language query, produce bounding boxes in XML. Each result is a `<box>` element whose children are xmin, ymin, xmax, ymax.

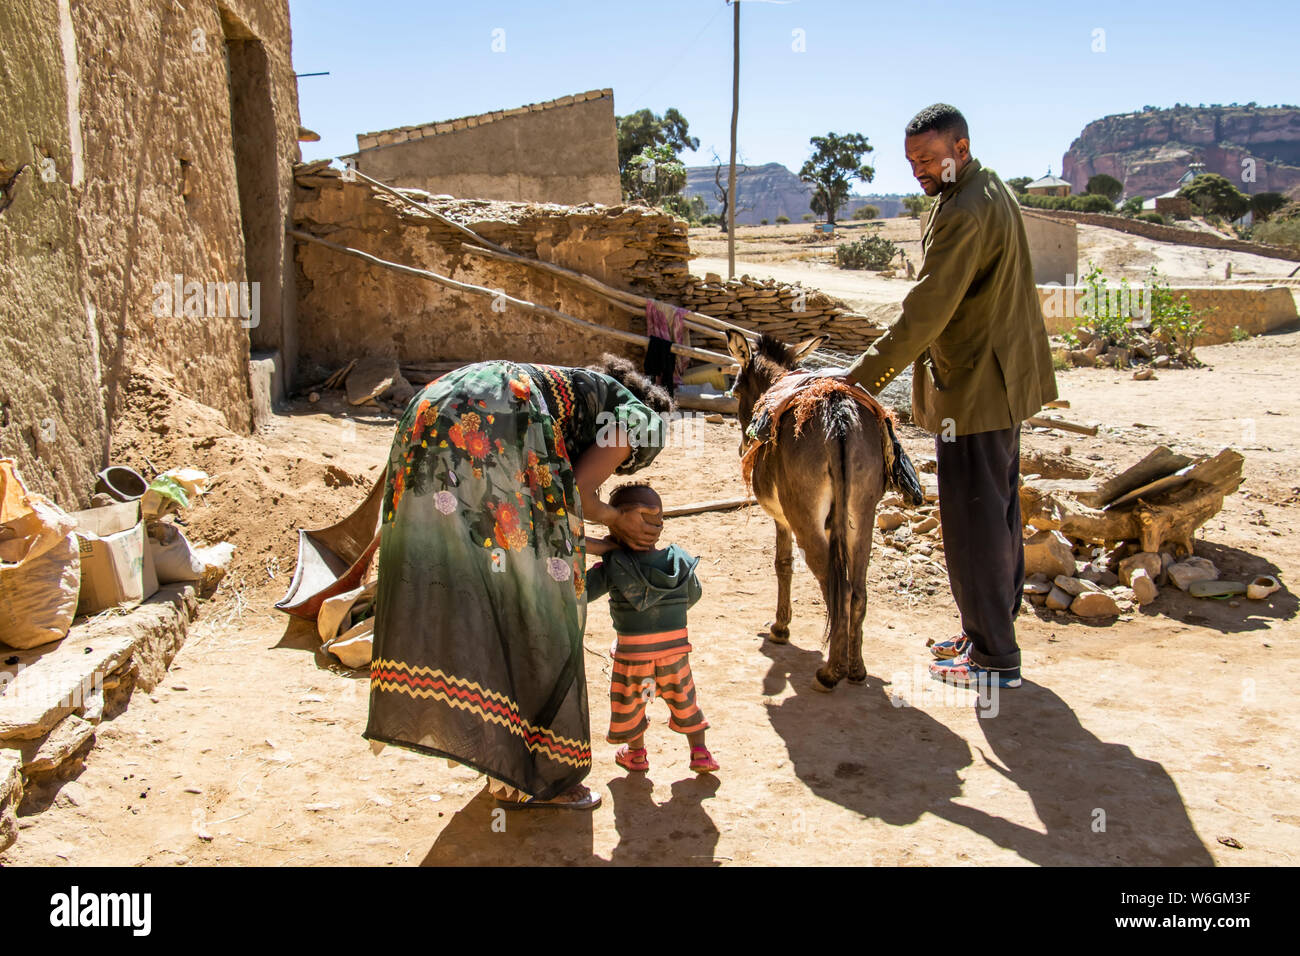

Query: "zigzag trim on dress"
<box><xmin>370</xmin><ymin>658</ymin><xmax>592</xmax><ymax>768</ymax></box>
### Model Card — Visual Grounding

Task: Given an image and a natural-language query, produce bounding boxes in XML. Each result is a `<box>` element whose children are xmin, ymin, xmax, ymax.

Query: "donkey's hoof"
<box><xmin>765</xmin><ymin>622</ymin><xmax>790</xmax><ymax>645</ymax></box>
<box><xmin>847</xmin><ymin>672</ymin><xmax>868</xmax><ymax>686</ymax></box>
<box><xmin>811</xmin><ymin>671</ymin><xmax>839</xmax><ymax>693</ymax></box>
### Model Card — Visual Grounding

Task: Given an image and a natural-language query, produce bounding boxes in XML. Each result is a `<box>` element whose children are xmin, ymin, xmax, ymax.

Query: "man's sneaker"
<box><xmin>928</xmin><ymin>633</ymin><xmax>971</xmax><ymax>660</ymax></box>
<box><xmin>929</xmin><ymin>653</ymin><xmax>1021</xmax><ymax>688</ymax></box>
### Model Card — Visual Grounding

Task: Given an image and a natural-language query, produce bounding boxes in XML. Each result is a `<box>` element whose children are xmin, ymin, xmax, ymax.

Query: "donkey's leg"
<box><xmin>769</xmin><ymin>522</ymin><xmax>794</xmax><ymax>644</ymax></box>
<box><xmin>846</xmin><ymin>528</ymin><xmax>874</xmax><ymax>685</ymax></box>
<box><xmin>791</xmin><ymin>524</ymin><xmax>846</xmax><ymax>692</ymax></box>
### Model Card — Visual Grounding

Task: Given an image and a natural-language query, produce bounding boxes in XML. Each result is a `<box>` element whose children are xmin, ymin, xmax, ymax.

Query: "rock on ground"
<box><xmin>1071</xmin><ymin>591</ymin><xmax>1121</xmax><ymax>617</ymax></box>
<box><xmin>1168</xmin><ymin>557</ymin><xmax>1218</xmax><ymax>591</ymax></box>
<box><xmin>1025</xmin><ymin>530</ymin><xmax>1076</xmax><ymax>579</ymax></box>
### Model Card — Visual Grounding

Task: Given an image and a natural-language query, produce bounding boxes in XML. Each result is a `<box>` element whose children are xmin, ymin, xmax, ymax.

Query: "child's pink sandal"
<box><xmin>689</xmin><ymin>746</ymin><xmax>719</xmax><ymax>774</ymax></box>
<box><xmin>615</xmin><ymin>745</ymin><xmax>649</xmax><ymax>773</ymax></box>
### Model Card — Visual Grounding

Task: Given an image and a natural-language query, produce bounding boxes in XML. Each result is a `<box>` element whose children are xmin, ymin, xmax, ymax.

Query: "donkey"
<box><xmin>727</xmin><ymin>331</ymin><xmax>887</xmax><ymax>691</ymax></box>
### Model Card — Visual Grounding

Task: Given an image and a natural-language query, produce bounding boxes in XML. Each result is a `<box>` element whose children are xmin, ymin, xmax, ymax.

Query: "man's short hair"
<box><xmin>905</xmin><ymin>104</ymin><xmax>969</xmax><ymax>142</ymax></box>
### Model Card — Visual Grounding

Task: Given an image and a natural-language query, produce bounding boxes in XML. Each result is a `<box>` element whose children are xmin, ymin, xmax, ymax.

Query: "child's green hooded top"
<box><xmin>586</xmin><ymin>544</ymin><xmax>702</xmax><ymax>660</ymax></box>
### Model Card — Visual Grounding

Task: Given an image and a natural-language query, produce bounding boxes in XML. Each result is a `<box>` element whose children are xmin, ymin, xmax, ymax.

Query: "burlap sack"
<box><xmin>0</xmin><ymin>459</ymin><xmax>81</xmax><ymax>649</ymax></box>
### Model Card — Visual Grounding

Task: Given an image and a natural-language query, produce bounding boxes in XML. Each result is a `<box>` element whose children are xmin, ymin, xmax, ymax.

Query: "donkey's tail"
<box><xmin>824</xmin><ymin>403</ymin><xmax>854</xmax><ymax>676</ymax></box>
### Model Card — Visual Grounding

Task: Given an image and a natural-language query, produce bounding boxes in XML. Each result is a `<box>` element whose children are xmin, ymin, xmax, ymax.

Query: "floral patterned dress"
<box><xmin>364</xmin><ymin>360</ymin><xmax>664</xmax><ymax>800</ymax></box>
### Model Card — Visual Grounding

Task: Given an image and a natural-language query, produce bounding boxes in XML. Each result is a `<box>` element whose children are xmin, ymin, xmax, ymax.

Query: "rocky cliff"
<box><xmin>1061</xmin><ymin>106</ymin><xmax>1300</xmax><ymax>200</ymax></box>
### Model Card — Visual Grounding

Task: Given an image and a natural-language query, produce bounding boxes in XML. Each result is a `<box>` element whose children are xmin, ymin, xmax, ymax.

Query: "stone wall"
<box><xmin>0</xmin><ymin>0</ymin><xmax>301</xmax><ymax>509</ymax></box>
<box><xmin>1037</xmin><ymin>285</ymin><xmax>1298</xmax><ymax>344</ymax></box>
<box><xmin>353</xmin><ymin>90</ymin><xmax>622</xmax><ymax>207</ymax></box>
<box><xmin>292</xmin><ymin>166</ymin><xmax>693</xmax><ymax>372</ymax></box>
<box><xmin>1022</xmin><ymin>207</ymin><xmax>1300</xmax><ymax>262</ymax></box>
<box><xmin>672</xmin><ymin>274</ymin><xmax>881</xmax><ymax>355</ymax></box>
<box><xmin>1022</xmin><ymin>211</ymin><xmax>1078</xmax><ymax>285</ymax></box>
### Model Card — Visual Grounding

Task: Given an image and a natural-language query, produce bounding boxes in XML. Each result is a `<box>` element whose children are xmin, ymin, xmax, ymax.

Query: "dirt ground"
<box><xmin>4</xmin><ymin>243</ymin><xmax>1299</xmax><ymax>867</ymax></box>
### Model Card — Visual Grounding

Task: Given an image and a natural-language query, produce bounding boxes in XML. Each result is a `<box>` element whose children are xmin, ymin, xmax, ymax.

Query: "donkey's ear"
<box><xmin>790</xmin><ymin>334</ymin><xmax>828</xmax><ymax>364</ymax></box>
<box><xmin>726</xmin><ymin>330</ymin><xmax>753</xmax><ymax>364</ymax></box>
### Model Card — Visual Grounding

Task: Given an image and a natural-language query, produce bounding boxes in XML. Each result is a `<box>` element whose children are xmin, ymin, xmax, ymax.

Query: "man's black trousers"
<box><xmin>934</xmin><ymin>425</ymin><xmax>1024</xmax><ymax>671</ymax></box>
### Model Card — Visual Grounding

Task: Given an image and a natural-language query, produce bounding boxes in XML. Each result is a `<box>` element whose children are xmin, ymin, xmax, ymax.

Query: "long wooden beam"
<box><xmin>289</xmin><ymin>228</ymin><xmax>736</xmax><ymax>365</ymax></box>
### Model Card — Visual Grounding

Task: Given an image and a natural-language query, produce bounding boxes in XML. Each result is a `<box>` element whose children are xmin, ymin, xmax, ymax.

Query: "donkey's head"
<box><xmin>726</xmin><ymin>331</ymin><xmax>827</xmax><ymax>431</ymax></box>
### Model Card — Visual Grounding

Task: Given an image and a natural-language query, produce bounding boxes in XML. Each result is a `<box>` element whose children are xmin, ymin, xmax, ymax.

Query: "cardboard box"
<box><xmin>70</xmin><ymin>500</ymin><xmax>159</xmax><ymax>615</ymax></box>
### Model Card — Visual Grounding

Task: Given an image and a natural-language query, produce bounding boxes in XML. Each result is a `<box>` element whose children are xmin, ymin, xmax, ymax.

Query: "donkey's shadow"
<box><xmin>761</xmin><ymin>641</ymin><xmax>1213</xmax><ymax>865</ymax></box>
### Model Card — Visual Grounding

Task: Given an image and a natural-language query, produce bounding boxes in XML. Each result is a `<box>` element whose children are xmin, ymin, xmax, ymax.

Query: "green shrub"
<box><xmin>801</xmin><ymin>213</ymin><xmax>815</xmax><ymax>222</ymax></box>
<box><xmin>1067</xmin><ymin>263</ymin><xmax>1209</xmax><ymax>365</ymax></box>
<box><xmin>760</xmin><ymin>218</ymin><xmax>769</xmax><ymax>225</ymax></box>
<box><xmin>1136</xmin><ymin>212</ymin><xmax>1165</xmax><ymax>225</ymax></box>
<box><xmin>835</xmin><ymin>235</ymin><xmax>898</xmax><ymax>270</ymax></box>
<box><xmin>1253</xmin><ymin>217</ymin><xmax>1300</xmax><ymax>253</ymax></box>
<box><xmin>1231</xmin><ymin>326</ymin><xmax>1250</xmax><ymax>342</ymax></box>
<box><xmin>775</xmin><ymin>215</ymin><xmax>790</xmax><ymax>224</ymax></box>
<box><xmin>851</xmin><ymin>204</ymin><xmax>880</xmax><ymax>220</ymax></box>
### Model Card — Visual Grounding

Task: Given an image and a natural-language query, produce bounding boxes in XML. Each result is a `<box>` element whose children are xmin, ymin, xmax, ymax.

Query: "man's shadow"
<box><xmin>607</xmin><ymin>773</ymin><xmax>722</xmax><ymax>866</ymax></box>
<box><xmin>936</xmin><ymin>682</ymin><xmax>1214</xmax><ymax>865</ymax></box>
<box><xmin>762</xmin><ymin>641</ymin><xmax>1213</xmax><ymax>864</ymax></box>
<box><xmin>420</xmin><ymin>787</ymin><xmax>598</xmax><ymax>866</ymax></box>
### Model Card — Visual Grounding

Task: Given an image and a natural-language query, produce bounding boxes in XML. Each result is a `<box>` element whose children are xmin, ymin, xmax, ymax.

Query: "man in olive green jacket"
<box><xmin>845</xmin><ymin>104</ymin><xmax>1058</xmax><ymax>689</ymax></box>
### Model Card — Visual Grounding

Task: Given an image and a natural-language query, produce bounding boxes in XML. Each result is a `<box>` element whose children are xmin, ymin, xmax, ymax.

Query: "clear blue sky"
<box><xmin>290</xmin><ymin>0</ymin><xmax>1298</xmax><ymax>195</ymax></box>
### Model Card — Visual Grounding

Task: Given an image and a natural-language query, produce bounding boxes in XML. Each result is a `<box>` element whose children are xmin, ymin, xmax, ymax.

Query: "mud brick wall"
<box><xmin>1023</xmin><ymin>207</ymin><xmax>1300</xmax><ymax>263</ymax></box>
<box><xmin>353</xmin><ymin>90</ymin><xmax>622</xmax><ymax>207</ymax></box>
<box><xmin>292</xmin><ymin>165</ymin><xmax>694</xmax><ymax>373</ymax></box>
<box><xmin>1038</xmin><ymin>285</ymin><xmax>1298</xmax><ymax>344</ymax></box>
<box><xmin>0</xmin><ymin>0</ymin><xmax>301</xmax><ymax>508</ymax></box>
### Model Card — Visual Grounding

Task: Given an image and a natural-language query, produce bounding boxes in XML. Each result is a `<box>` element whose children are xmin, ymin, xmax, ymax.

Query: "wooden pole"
<box><xmin>727</xmin><ymin>0</ymin><xmax>740</xmax><ymax>281</ymax></box>
<box><xmin>331</xmin><ymin>165</ymin><xmax>758</xmax><ymax>347</ymax></box>
<box><xmin>1025</xmin><ymin>415</ymin><xmax>1100</xmax><ymax>436</ymax></box>
<box><xmin>289</xmin><ymin>229</ymin><xmax>736</xmax><ymax>365</ymax></box>
<box><xmin>458</xmin><ymin>242</ymin><xmax>753</xmax><ymax>341</ymax></box>
<box><xmin>663</xmin><ymin>495</ymin><xmax>758</xmax><ymax>518</ymax></box>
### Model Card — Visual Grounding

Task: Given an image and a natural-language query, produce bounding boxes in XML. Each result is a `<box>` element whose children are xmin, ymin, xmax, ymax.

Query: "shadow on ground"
<box><xmin>761</xmin><ymin>641</ymin><xmax>1214</xmax><ymax>865</ymax></box>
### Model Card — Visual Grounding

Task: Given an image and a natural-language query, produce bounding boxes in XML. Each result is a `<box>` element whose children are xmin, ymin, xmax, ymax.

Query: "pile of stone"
<box><xmin>1022</xmin><ymin>530</ymin><xmax>1228</xmax><ymax>617</ymax></box>
<box><xmin>1055</xmin><ymin>325</ymin><xmax>1193</xmax><ymax>375</ymax></box>
<box><xmin>679</xmin><ymin>272</ymin><xmax>884</xmax><ymax>353</ymax></box>
<box><xmin>871</xmin><ymin>479</ymin><xmax>947</xmax><ymax>598</ymax></box>
<box><xmin>1023</xmin><ymin>535</ymin><xmax>1278</xmax><ymax>618</ymax></box>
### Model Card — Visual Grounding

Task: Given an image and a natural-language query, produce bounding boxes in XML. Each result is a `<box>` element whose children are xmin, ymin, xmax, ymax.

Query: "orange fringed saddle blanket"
<box><xmin>740</xmin><ymin>371</ymin><xmax>924</xmax><ymax>507</ymax></box>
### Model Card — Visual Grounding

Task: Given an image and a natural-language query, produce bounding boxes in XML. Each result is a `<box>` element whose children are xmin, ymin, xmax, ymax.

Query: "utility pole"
<box><xmin>727</xmin><ymin>0</ymin><xmax>740</xmax><ymax>279</ymax></box>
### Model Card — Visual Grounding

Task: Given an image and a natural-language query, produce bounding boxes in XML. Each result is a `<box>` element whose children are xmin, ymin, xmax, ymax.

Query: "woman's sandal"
<box><xmin>689</xmin><ymin>746</ymin><xmax>719</xmax><ymax>774</ymax></box>
<box><xmin>496</xmin><ymin>783</ymin><xmax>602</xmax><ymax>811</ymax></box>
<box><xmin>615</xmin><ymin>745</ymin><xmax>650</xmax><ymax>773</ymax></box>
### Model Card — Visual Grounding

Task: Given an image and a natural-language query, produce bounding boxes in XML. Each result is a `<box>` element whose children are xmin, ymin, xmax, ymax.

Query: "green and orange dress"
<box><xmin>364</xmin><ymin>360</ymin><xmax>665</xmax><ymax>800</ymax></box>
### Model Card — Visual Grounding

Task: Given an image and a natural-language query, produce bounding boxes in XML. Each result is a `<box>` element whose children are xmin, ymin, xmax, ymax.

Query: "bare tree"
<box><xmin>712</xmin><ymin>149</ymin><xmax>750</xmax><ymax>233</ymax></box>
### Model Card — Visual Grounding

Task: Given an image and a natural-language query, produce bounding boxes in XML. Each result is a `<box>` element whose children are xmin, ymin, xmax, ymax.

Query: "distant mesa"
<box><xmin>1061</xmin><ymin>105</ymin><xmax>1300</xmax><ymax>200</ymax></box>
<box><xmin>682</xmin><ymin>161</ymin><xmax>906</xmax><ymax>225</ymax></box>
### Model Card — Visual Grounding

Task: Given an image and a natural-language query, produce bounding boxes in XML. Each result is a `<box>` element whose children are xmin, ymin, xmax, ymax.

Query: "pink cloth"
<box><xmin>645</xmin><ymin>300</ymin><xmax>690</xmax><ymax>382</ymax></box>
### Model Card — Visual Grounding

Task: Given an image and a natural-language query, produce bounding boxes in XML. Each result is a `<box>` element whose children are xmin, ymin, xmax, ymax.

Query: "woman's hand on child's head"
<box><xmin>609</xmin><ymin>505</ymin><xmax>661</xmax><ymax>551</ymax></box>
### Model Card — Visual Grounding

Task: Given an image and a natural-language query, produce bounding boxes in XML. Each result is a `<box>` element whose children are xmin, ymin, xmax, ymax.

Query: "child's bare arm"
<box><xmin>584</xmin><ymin>534</ymin><xmax>620</xmax><ymax>557</ymax></box>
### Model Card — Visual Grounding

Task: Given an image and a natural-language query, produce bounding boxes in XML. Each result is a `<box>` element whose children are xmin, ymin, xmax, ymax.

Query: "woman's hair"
<box><xmin>587</xmin><ymin>353</ymin><xmax>675</xmax><ymax>415</ymax></box>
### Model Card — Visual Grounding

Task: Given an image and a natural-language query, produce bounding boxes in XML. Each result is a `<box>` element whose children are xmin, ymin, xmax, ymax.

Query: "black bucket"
<box><xmin>94</xmin><ymin>466</ymin><xmax>148</xmax><ymax>502</ymax></box>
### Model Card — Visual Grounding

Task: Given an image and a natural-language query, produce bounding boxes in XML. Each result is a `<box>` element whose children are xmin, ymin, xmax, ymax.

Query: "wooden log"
<box><xmin>663</xmin><ymin>496</ymin><xmax>757</xmax><ymax>518</ymax></box>
<box><xmin>1019</xmin><ymin>448</ymin><xmax>1244</xmax><ymax>555</ymax></box>
<box><xmin>672</xmin><ymin>389</ymin><xmax>739</xmax><ymax>414</ymax></box>
<box><xmin>1025</xmin><ymin>415</ymin><xmax>1100</xmax><ymax>436</ymax></box>
<box><xmin>289</xmin><ymin>229</ymin><xmax>735</xmax><ymax>365</ymax></box>
<box><xmin>1081</xmin><ymin>446</ymin><xmax>1192</xmax><ymax>508</ymax></box>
